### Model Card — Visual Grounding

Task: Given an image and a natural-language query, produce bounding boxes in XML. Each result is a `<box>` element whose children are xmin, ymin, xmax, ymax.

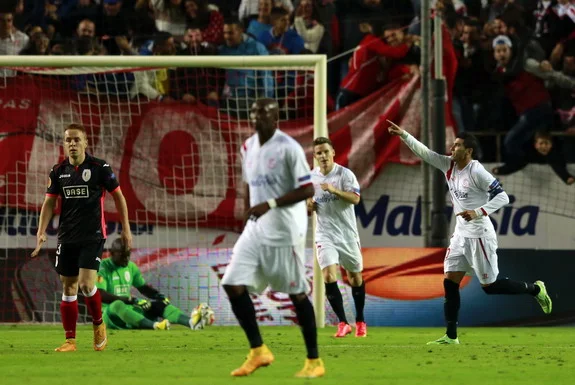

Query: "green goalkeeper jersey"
<box><xmin>96</xmin><ymin>259</ymin><xmax>146</xmax><ymax>308</ymax></box>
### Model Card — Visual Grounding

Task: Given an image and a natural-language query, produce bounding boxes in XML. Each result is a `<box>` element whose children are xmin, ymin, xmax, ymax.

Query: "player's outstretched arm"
<box><xmin>111</xmin><ymin>189</ymin><xmax>133</xmax><ymax>250</ymax></box>
<box><xmin>31</xmin><ymin>196</ymin><xmax>57</xmax><ymax>258</ymax></box>
<box><xmin>387</xmin><ymin>120</ymin><xmax>452</xmax><ymax>173</ymax></box>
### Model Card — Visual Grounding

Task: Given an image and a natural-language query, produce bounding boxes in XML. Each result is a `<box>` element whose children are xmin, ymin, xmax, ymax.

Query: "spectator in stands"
<box><xmin>171</xmin><ymin>26</ymin><xmax>224</xmax><ymax>106</ymax></box>
<box><xmin>20</xmin><ymin>31</ymin><xmax>50</xmax><ymax>55</ymax></box>
<box><xmin>499</xmin><ymin>9</ymin><xmax>547</xmax><ymax>63</ymax></box>
<box><xmin>183</xmin><ymin>0</ymin><xmax>225</xmax><ymax>45</ymax></box>
<box><xmin>492</xmin><ymin>35</ymin><xmax>554</xmax><ymax>164</ymax></box>
<box><xmin>335</xmin><ymin>22</ymin><xmax>411</xmax><ymax>110</ymax></box>
<box><xmin>60</xmin><ymin>0</ymin><xmax>100</xmax><ymax>37</ymax></box>
<box><xmin>99</xmin><ymin>0</ymin><xmax>134</xmax><ymax>55</ymax></box>
<box><xmin>257</xmin><ymin>7</ymin><xmax>304</xmax><ymax>54</ymax></box>
<box><xmin>76</xmin><ymin>19</ymin><xmax>96</xmax><ymax>38</ymax></box>
<box><xmin>72</xmin><ymin>19</ymin><xmax>106</xmax><ymax>54</ymax></box>
<box><xmin>219</xmin><ymin>18</ymin><xmax>274</xmax><ymax>118</ymax></box>
<box><xmin>551</xmin><ymin>41</ymin><xmax>575</xmax><ymax>132</ymax></box>
<box><xmin>0</xmin><ymin>11</ymin><xmax>29</xmax><ymax>77</ymax></box>
<box><xmin>23</xmin><ymin>0</ymin><xmax>72</xmax><ymax>40</ymax></box>
<box><xmin>239</xmin><ymin>0</ymin><xmax>294</xmax><ymax>22</ymax></box>
<box><xmin>149</xmin><ymin>0</ymin><xmax>187</xmax><ymax>36</ymax></box>
<box><xmin>493</xmin><ymin>130</ymin><xmax>575</xmax><ymax>184</ymax></box>
<box><xmin>481</xmin><ymin>0</ymin><xmax>522</xmax><ymax>22</ymax></box>
<box><xmin>454</xmin><ymin>18</ymin><xmax>490</xmax><ymax>132</ymax></box>
<box><xmin>137</xmin><ymin>32</ymin><xmax>177</xmax><ymax>99</ymax></box>
<box><xmin>246</xmin><ymin>0</ymin><xmax>272</xmax><ymax>39</ymax></box>
<box><xmin>293</xmin><ymin>0</ymin><xmax>325</xmax><ymax>54</ymax></box>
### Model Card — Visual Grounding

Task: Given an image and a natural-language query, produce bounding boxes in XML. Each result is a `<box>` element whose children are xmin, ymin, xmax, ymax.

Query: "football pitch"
<box><xmin>1</xmin><ymin>325</ymin><xmax>573</xmax><ymax>385</ymax></box>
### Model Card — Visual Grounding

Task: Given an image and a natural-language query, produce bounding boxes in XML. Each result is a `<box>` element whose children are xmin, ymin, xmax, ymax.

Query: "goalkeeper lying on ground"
<box><xmin>96</xmin><ymin>238</ymin><xmax>211</xmax><ymax>330</ymax></box>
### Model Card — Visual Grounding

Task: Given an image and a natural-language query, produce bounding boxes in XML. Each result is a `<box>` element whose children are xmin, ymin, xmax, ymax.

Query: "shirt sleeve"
<box><xmin>343</xmin><ymin>168</ymin><xmax>360</xmax><ymax>196</ymax></box>
<box><xmin>473</xmin><ymin>163</ymin><xmax>509</xmax><ymax>216</ymax></box>
<box><xmin>400</xmin><ymin>131</ymin><xmax>453</xmax><ymax>173</ymax></box>
<box><xmin>46</xmin><ymin>167</ymin><xmax>60</xmax><ymax>197</ymax></box>
<box><xmin>101</xmin><ymin>163</ymin><xmax>120</xmax><ymax>193</ymax></box>
<box><xmin>131</xmin><ymin>263</ymin><xmax>146</xmax><ymax>288</ymax></box>
<box><xmin>288</xmin><ymin>143</ymin><xmax>312</xmax><ymax>188</ymax></box>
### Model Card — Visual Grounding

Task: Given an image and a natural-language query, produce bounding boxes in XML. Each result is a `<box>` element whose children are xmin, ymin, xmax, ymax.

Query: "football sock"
<box><xmin>443</xmin><ymin>279</ymin><xmax>460</xmax><ymax>339</ymax></box>
<box><xmin>61</xmin><ymin>295</ymin><xmax>78</xmax><ymax>339</ymax></box>
<box><xmin>162</xmin><ymin>304</ymin><xmax>191</xmax><ymax>326</ymax></box>
<box><xmin>109</xmin><ymin>300</ymin><xmax>154</xmax><ymax>329</ymax></box>
<box><xmin>482</xmin><ymin>278</ymin><xmax>538</xmax><ymax>295</ymax></box>
<box><xmin>83</xmin><ymin>286</ymin><xmax>103</xmax><ymax>325</ymax></box>
<box><xmin>228</xmin><ymin>290</ymin><xmax>263</xmax><ymax>349</ymax></box>
<box><xmin>325</xmin><ymin>281</ymin><xmax>347</xmax><ymax>324</ymax></box>
<box><xmin>351</xmin><ymin>281</ymin><xmax>366</xmax><ymax>323</ymax></box>
<box><xmin>290</xmin><ymin>295</ymin><xmax>319</xmax><ymax>359</ymax></box>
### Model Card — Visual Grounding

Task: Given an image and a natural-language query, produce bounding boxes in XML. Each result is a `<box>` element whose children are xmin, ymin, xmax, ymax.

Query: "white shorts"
<box><xmin>444</xmin><ymin>234</ymin><xmax>499</xmax><ymax>284</ymax></box>
<box><xmin>316</xmin><ymin>241</ymin><xmax>363</xmax><ymax>273</ymax></box>
<box><xmin>221</xmin><ymin>228</ymin><xmax>309</xmax><ymax>295</ymax></box>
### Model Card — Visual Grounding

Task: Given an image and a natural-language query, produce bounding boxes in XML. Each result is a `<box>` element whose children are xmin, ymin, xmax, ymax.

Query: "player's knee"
<box><xmin>348</xmin><ymin>273</ymin><xmax>363</xmax><ymax>287</ymax></box>
<box><xmin>289</xmin><ymin>293</ymin><xmax>308</xmax><ymax>305</ymax></box>
<box><xmin>60</xmin><ymin>277</ymin><xmax>78</xmax><ymax>295</ymax></box>
<box><xmin>223</xmin><ymin>284</ymin><xmax>245</xmax><ymax>299</ymax></box>
<box><xmin>323</xmin><ymin>270</ymin><xmax>337</xmax><ymax>283</ymax></box>
<box><xmin>78</xmin><ymin>282</ymin><xmax>94</xmax><ymax>296</ymax></box>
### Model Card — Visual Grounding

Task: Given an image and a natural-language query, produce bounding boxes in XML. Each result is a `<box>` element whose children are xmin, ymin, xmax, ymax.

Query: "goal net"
<box><xmin>0</xmin><ymin>55</ymin><xmax>339</xmax><ymax>326</ymax></box>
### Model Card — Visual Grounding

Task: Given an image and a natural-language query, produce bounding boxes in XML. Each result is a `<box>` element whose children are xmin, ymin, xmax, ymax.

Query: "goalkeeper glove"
<box><xmin>156</xmin><ymin>294</ymin><xmax>170</xmax><ymax>306</ymax></box>
<box><xmin>132</xmin><ymin>298</ymin><xmax>152</xmax><ymax>311</ymax></box>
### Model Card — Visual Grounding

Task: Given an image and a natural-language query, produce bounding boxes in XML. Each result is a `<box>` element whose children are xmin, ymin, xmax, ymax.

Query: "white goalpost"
<box><xmin>0</xmin><ymin>54</ymin><xmax>327</xmax><ymax>327</ymax></box>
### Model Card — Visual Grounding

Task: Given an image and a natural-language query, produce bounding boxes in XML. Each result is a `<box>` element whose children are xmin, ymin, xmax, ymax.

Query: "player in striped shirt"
<box><xmin>387</xmin><ymin>120</ymin><xmax>553</xmax><ymax>345</ymax></box>
<box><xmin>308</xmin><ymin>137</ymin><xmax>367</xmax><ymax>338</ymax></box>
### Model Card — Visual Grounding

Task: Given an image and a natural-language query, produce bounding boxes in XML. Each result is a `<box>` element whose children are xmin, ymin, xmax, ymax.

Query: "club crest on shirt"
<box><xmin>82</xmin><ymin>169</ymin><xmax>91</xmax><ymax>182</ymax></box>
<box><xmin>462</xmin><ymin>178</ymin><xmax>470</xmax><ymax>189</ymax></box>
<box><xmin>124</xmin><ymin>271</ymin><xmax>131</xmax><ymax>282</ymax></box>
<box><xmin>267</xmin><ymin>157</ymin><xmax>277</xmax><ymax>169</ymax></box>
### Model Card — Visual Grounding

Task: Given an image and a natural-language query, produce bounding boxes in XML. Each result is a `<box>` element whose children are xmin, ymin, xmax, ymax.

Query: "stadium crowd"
<box><xmin>0</xmin><ymin>0</ymin><xmax>574</xmax><ymax>168</ymax></box>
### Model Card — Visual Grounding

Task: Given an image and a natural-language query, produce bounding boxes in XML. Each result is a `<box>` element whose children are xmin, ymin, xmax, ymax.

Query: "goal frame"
<box><xmin>0</xmin><ymin>54</ymin><xmax>328</xmax><ymax>327</ymax></box>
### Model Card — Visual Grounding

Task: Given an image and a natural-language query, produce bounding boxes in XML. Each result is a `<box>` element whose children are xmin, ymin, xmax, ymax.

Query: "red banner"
<box><xmin>0</xmin><ymin>75</ymin><xmax>454</xmax><ymax>230</ymax></box>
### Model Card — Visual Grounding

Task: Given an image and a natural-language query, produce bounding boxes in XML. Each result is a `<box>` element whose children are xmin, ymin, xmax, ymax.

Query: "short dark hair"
<box><xmin>456</xmin><ymin>132</ymin><xmax>479</xmax><ymax>159</ymax></box>
<box><xmin>534</xmin><ymin>130</ymin><xmax>552</xmax><ymax>141</ymax></box>
<box><xmin>270</xmin><ymin>6</ymin><xmax>289</xmax><ymax>19</ymax></box>
<box><xmin>313</xmin><ymin>137</ymin><xmax>333</xmax><ymax>148</ymax></box>
<box><xmin>223</xmin><ymin>17</ymin><xmax>243</xmax><ymax>29</ymax></box>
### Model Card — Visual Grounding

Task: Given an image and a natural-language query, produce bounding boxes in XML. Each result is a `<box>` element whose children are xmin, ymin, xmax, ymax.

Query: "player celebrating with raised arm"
<box><xmin>308</xmin><ymin>137</ymin><xmax>367</xmax><ymax>338</ymax></box>
<box><xmin>387</xmin><ymin>120</ymin><xmax>552</xmax><ymax>345</ymax></box>
<box><xmin>96</xmin><ymin>238</ymin><xmax>214</xmax><ymax>331</ymax></box>
<box><xmin>31</xmin><ymin>123</ymin><xmax>133</xmax><ymax>352</ymax></box>
<box><xmin>221</xmin><ymin>98</ymin><xmax>325</xmax><ymax>378</ymax></box>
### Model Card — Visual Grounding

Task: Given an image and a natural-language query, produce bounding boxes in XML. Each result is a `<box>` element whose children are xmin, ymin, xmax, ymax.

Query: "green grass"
<box><xmin>0</xmin><ymin>325</ymin><xmax>573</xmax><ymax>385</ymax></box>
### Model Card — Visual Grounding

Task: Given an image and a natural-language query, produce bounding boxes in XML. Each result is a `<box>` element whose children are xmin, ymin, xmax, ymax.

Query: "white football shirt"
<box><xmin>401</xmin><ymin>132</ymin><xmax>509</xmax><ymax>238</ymax></box>
<box><xmin>241</xmin><ymin>129</ymin><xmax>312</xmax><ymax>246</ymax></box>
<box><xmin>311</xmin><ymin>163</ymin><xmax>361</xmax><ymax>243</ymax></box>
